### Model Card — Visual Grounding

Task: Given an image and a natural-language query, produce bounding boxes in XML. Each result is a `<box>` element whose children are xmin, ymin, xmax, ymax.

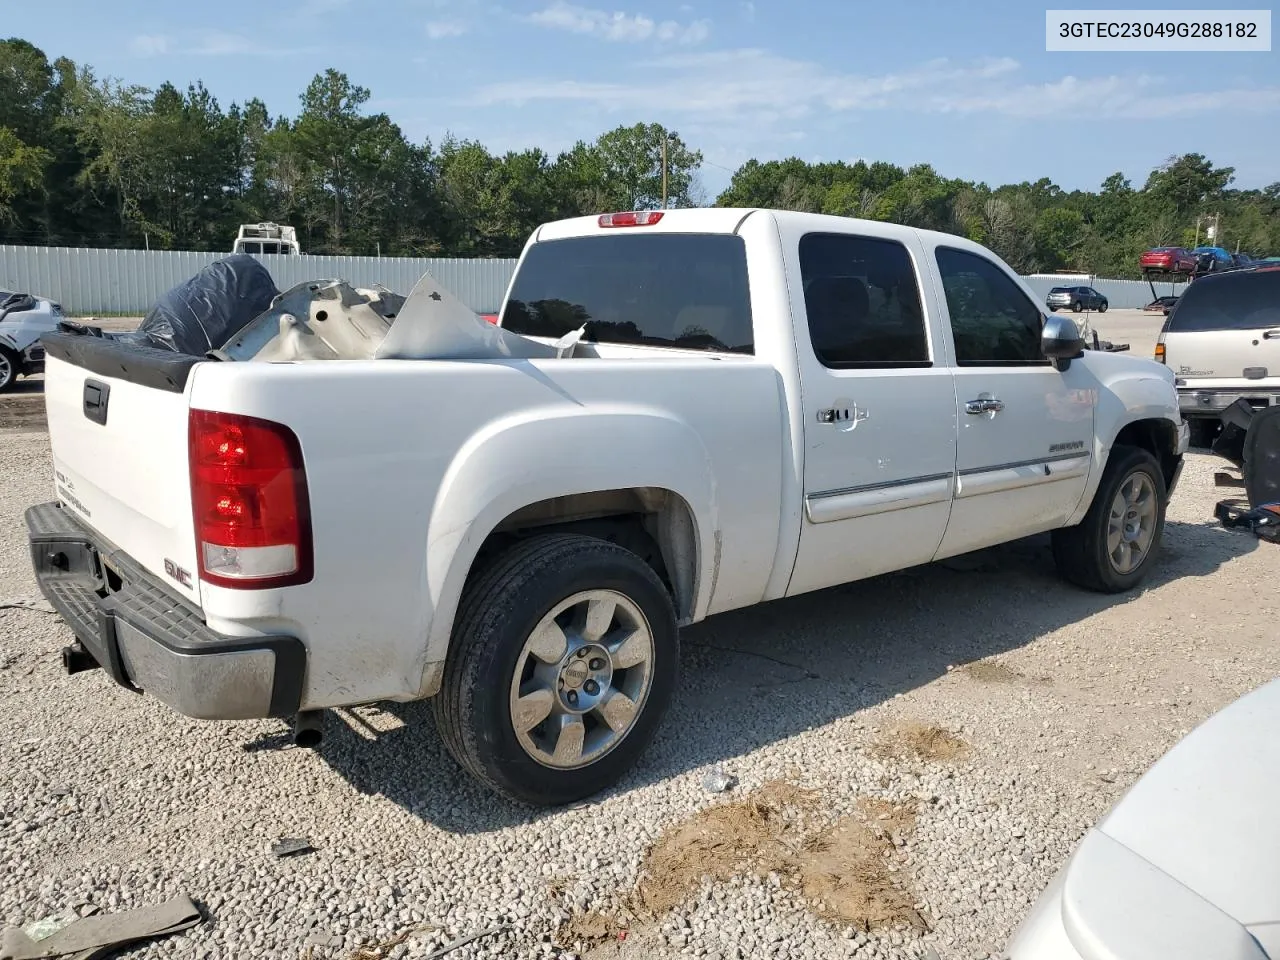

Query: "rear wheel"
<box><xmin>0</xmin><ymin>347</ymin><xmax>19</xmax><ymax>392</ymax></box>
<box><xmin>1052</xmin><ymin>445</ymin><xmax>1167</xmax><ymax>593</ymax></box>
<box><xmin>433</xmin><ymin>533</ymin><xmax>679</xmax><ymax>805</ymax></box>
<box><xmin>1071</xmin><ymin>300</ymin><xmax>1083</xmax><ymax>313</ymax></box>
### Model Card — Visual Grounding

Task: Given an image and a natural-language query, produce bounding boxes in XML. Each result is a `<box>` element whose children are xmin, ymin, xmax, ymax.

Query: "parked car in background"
<box><xmin>0</xmin><ymin>288</ymin><xmax>65</xmax><ymax>391</ymax></box>
<box><xmin>1046</xmin><ymin>286</ymin><xmax>1108</xmax><ymax>313</ymax></box>
<box><xmin>1140</xmin><ymin>247</ymin><xmax>1197</xmax><ymax>275</ymax></box>
<box><xmin>1193</xmin><ymin>246</ymin><xmax>1235</xmax><ymax>274</ymax></box>
<box><xmin>1156</xmin><ymin>264</ymin><xmax>1280</xmax><ymax>446</ymax></box>
<box><xmin>1005</xmin><ymin>674</ymin><xmax>1280</xmax><ymax>960</ymax></box>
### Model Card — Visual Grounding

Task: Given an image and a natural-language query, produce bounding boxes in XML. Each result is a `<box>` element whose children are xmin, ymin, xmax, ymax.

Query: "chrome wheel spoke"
<box><xmin>512</xmin><ymin>688</ymin><xmax>555</xmax><ymax>733</ymax></box>
<box><xmin>551</xmin><ymin>715</ymin><xmax>585</xmax><ymax>765</ymax></box>
<box><xmin>595</xmin><ymin>689</ymin><xmax>638</xmax><ymax>733</ymax></box>
<box><xmin>526</xmin><ymin>620</ymin><xmax>568</xmax><ymax>664</ymax></box>
<box><xmin>582</xmin><ymin>595</ymin><xmax>617</xmax><ymax>643</ymax></box>
<box><xmin>608</xmin><ymin>629</ymin><xmax>649</xmax><ymax>670</ymax></box>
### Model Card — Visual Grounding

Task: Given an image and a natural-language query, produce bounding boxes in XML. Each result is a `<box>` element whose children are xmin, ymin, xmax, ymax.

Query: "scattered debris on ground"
<box><xmin>271</xmin><ymin>836</ymin><xmax>316</xmax><ymax>858</ymax></box>
<box><xmin>701</xmin><ymin>765</ymin><xmax>739</xmax><ymax>794</ymax></box>
<box><xmin>0</xmin><ymin>895</ymin><xmax>202</xmax><ymax>959</ymax></box>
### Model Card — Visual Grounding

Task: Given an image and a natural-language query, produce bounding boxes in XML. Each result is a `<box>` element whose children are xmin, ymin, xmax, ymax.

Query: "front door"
<box><xmin>926</xmin><ymin>244</ymin><xmax>1096</xmax><ymax>560</ymax></box>
<box><xmin>786</xmin><ymin>227</ymin><xmax>959</xmax><ymax>597</ymax></box>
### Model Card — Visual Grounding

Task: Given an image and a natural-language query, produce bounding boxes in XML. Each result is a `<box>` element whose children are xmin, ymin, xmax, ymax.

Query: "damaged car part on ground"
<box><xmin>29</xmin><ymin>210</ymin><xmax>1188</xmax><ymax>806</ymax></box>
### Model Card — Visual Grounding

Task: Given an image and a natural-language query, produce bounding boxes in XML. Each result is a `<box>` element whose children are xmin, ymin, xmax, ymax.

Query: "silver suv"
<box><xmin>1157</xmin><ymin>266</ymin><xmax>1280</xmax><ymax>445</ymax></box>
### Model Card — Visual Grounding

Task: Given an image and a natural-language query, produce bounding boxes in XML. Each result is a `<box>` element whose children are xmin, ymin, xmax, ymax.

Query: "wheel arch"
<box><xmin>414</xmin><ymin>407</ymin><xmax>719</xmax><ymax>697</ymax></box>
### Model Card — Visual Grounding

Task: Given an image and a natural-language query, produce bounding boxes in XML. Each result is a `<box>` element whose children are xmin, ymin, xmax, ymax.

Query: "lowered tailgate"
<box><xmin>42</xmin><ymin>335</ymin><xmax>203</xmax><ymax>608</ymax></box>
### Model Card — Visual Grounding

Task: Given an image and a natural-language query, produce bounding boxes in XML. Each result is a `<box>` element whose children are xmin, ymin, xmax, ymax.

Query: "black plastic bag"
<box><xmin>117</xmin><ymin>254</ymin><xmax>279</xmax><ymax>355</ymax></box>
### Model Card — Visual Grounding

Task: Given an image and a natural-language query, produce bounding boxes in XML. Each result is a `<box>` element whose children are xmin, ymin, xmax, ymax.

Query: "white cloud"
<box><xmin>188</xmin><ymin>31</ymin><xmax>266</xmax><ymax>56</ymax></box>
<box><xmin>129</xmin><ymin>34</ymin><xmax>171</xmax><ymax>57</ymax></box>
<box><xmin>527</xmin><ymin>2</ymin><xmax>710</xmax><ymax>44</ymax></box>
<box><xmin>426</xmin><ymin>19</ymin><xmax>469</xmax><ymax>39</ymax></box>
<box><xmin>470</xmin><ymin>47</ymin><xmax>1279</xmax><ymax>128</ymax></box>
<box><xmin>742</xmin><ymin>1</ymin><xmax>755</xmax><ymax>22</ymax></box>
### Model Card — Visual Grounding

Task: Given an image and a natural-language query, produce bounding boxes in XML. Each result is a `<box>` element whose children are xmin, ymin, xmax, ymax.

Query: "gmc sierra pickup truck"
<box><xmin>27</xmin><ymin>208</ymin><xmax>1188</xmax><ymax>805</ymax></box>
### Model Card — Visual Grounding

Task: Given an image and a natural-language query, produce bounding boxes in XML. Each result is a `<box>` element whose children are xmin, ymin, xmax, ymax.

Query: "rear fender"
<box><xmin>416</xmin><ymin>405</ymin><xmax>719</xmax><ymax>693</ymax></box>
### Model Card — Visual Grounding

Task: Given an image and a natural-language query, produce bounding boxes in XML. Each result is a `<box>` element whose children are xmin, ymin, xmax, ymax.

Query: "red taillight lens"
<box><xmin>598</xmin><ymin>211</ymin><xmax>663</xmax><ymax>228</ymax></box>
<box><xmin>189</xmin><ymin>409</ymin><xmax>313</xmax><ymax>589</ymax></box>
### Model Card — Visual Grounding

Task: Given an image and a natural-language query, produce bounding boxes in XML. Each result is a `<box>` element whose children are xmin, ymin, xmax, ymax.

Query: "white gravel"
<box><xmin>1</xmin><ymin>427</ymin><xmax>1275</xmax><ymax>960</ymax></box>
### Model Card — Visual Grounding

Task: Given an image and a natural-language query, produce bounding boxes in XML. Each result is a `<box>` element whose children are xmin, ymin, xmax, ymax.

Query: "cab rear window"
<box><xmin>1166</xmin><ymin>270</ymin><xmax>1280</xmax><ymax>332</ymax></box>
<box><xmin>501</xmin><ymin>233</ymin><xmax>754</xmax><ymax>354</ymax></box>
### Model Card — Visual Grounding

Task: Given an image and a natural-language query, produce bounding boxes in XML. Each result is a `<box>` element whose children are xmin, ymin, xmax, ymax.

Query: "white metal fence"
<box><xmin>0</xmin><ymin>246</ymin><xmax>520</xmax><ymax>314</ymax></box>
<box><xmin>2</xmin><ymin>244</ymin><xmax>1185</xmax><ymax>315</ymax></box>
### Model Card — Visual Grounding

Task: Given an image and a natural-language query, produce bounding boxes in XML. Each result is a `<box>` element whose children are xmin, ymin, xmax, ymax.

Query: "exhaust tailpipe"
<box><xmin>293</xmin><ymin>710</ymin><xmax>324</xmax><ymax>748</ymax></box>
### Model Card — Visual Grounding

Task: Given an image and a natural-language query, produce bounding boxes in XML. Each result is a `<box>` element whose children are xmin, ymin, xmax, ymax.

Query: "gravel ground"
<box><xmin>2</xmin><ymin>426</ymin><xmax>1275</xmax><ymax>959</ymax></box>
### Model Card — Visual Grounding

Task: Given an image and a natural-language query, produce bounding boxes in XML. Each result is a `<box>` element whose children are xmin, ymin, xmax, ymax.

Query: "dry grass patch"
<box><xmin>555</xmin><ymin>782</ymin><xmax>929</xmax><ymax>952</ymax></box>
<box><xmin>872</xmin><ymin>722</ymin><xmax>970</xmax><ymax>763</ymax></box>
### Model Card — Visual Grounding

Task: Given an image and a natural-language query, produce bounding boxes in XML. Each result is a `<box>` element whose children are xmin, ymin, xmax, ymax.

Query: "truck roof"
<box><xmin>531</xmin><ymin>207</ymin><xmax>1004</xmax><ymax>261</ymax></box>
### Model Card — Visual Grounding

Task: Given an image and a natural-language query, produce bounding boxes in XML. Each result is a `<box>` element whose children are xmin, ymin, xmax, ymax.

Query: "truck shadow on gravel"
<box><xmin>308</xmin><ymin>518</ymin><xmax>1255</xmax><ymax>833</ymax></box>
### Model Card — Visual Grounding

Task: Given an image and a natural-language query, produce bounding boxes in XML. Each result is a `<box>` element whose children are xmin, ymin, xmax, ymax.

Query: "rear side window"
<box><xmin>798</xmin><ymin>233</ymin><xmax>930</xmax><ymax>368</ymax></box>
<box><xmin>1167</xmin><ymin>271</ymin><xmax>1280</xmax><ymax>332</ymax></box>
<box><xmin>501</xmin><ymin>234</ymin><xmax>754</xmax><ymax>354</ymax></box>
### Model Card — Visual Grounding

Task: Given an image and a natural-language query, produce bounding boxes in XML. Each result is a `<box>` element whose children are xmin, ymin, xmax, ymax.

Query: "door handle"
<box><xmin>817</xmin><ymin>406</ymin><xmax>870</xmax><ymax>425</ymax></box>
<box><xmin>965</xmin><ymin>398</ymin><xmax>1004</xmax><ymax>415</ymax></box>
<box><xmin>1263</xmin><ymin>329</ymin><xmax>1280</xmax><ymax>340</ymax></box>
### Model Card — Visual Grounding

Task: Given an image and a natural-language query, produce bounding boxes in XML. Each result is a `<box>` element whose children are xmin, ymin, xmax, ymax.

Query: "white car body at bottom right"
<box><xmin>1006</xmin><ymin>675</ymin><xmax>1280</xmax><ymax>960</ymax></box>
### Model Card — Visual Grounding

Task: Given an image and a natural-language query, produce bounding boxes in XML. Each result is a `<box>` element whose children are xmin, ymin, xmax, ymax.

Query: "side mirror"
<box><xmin>1042</xmin><ymin>314</ymin><xmax>1085</xmax><ymax>371</ymax></box>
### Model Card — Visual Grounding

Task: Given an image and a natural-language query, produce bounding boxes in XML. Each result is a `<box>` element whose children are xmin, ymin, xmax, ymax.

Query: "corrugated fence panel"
<box><xmin>1</xmin><ymin>246</ymin><xmax>519</xmax><ymax>314</ymax></box>
<box><xmin>6</xmin><ymin>244</ymin><xmax>1188</xmax><ymax>314</ymax></box>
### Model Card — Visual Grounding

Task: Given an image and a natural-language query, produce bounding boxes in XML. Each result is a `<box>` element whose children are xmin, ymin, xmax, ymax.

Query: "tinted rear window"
<box><xmin>501</xmin><ymin>234</ymin><xmax>754</xmax><ymax>354</ymax></box>
<box><xmin>1049</xmin><ymin>287</ymin><xmax>1071</xmax><ymax>294</ymax></box>
<box><xmin>1167</xmin><ymin>271</ymin><xmax>1280</xmax><ymax>332</ymax></box>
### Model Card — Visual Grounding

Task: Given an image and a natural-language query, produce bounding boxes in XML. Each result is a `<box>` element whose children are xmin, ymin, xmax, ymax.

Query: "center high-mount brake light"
<box><xmin>598</xmin><ymin>211</ymin><xmax>664</xmax><ymax>228</ymax></box>
<box><xmin>188</xmin><ymin>409</ymin><xmax>313</xmax><ymax>589</ymax></box>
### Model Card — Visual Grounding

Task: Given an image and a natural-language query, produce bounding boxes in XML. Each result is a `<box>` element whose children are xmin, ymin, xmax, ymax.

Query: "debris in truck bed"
<box><xmin>218</xmin><ymin>280</ymin><xmax>404</xmax><ymax>362</ymax></box>
<box><xmin>113</xmin><ymin>254</ymin><xmax>279</xmax><ymax>356</ymax></box>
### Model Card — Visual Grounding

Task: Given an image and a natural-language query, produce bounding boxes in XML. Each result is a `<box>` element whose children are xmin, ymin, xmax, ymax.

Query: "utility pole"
<box><xmin>661</xmin><ymin>131</ymin><xmax>669</xmax><ymax>210</ymax></box>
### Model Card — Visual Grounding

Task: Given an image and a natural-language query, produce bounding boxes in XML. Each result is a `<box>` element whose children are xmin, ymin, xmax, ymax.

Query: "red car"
<box><xmin>1140</xmin><ymin>246</ymin><xmax>1196</xmax><ymax>274</ymax></box>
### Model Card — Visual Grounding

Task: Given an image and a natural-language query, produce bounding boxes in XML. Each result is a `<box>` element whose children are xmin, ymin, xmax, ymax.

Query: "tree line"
<box><xmin>3</xmin><ymin>37</ymin><xmax>1277</xmax><ymax>278</ymax></box>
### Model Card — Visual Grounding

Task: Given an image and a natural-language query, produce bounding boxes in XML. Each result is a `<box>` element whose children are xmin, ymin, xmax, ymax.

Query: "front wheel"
<box><xmin>1071</xmin><ymin>300</ymin><xmax>1083</xmax><ymax>313</ymax></box>
<box><xmin>433</xmin><ymin>533</ymin><xmax>679</xmax><ymax>805</ymax></box>
<box><xmin>1051</xmin><ymin>445</ymin><xmax>1168</xmax><ymax>593</ymax></box>
<box><xmin>1097</xmin><ymin>301</ymin><xmax>1108</xmax><ymax>313</ymax></box>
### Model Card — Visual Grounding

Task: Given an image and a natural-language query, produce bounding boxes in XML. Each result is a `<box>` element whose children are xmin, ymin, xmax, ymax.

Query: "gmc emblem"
<box><xmin>164</xmin><ymin>558</ymin><xmax>193</xmax><ymax>589</ymax></box>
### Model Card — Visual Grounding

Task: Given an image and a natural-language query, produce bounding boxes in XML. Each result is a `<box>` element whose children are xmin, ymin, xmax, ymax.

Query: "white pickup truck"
<box><xmin>27</xmin><ymin>208</ymin><xmax>1188</xmax><ymax>805</ymax></box>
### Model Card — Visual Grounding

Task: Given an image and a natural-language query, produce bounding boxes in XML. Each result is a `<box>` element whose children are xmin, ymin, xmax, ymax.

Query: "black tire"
<box><xmin>1071</xmin><ymin>300</ymin><xmax>1083</xmax><ymax>313</ymax></box>
<box><xmin>0</xmin><ymin>346</ymin><xmax>19</xmax><ymax>393</ymax></box>
<box><xmin>1052</xmin><ymin>445</ymin><xmax>1168</xmax><ymax>593</ymax></box>
<box><xmin>433</xmin><ymin>533</ymin><xmax>679</xmax><ymax>806</ymax></box>
<box><xmin>1098</xmin><ymin>301</ymin><xmax>1108</xmax><ymax>313</ymax></box>
<box><xmin>1048</xmin><ymin>307</ymin><xmax>1059</xmax><ymax>313</ymax></box>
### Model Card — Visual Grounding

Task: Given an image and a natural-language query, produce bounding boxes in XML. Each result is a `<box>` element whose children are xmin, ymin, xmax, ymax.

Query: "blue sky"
<box><xmin>9</xmin><ymin>0</ymin><xmax>1280</xmax><ymax>197</ymax></box>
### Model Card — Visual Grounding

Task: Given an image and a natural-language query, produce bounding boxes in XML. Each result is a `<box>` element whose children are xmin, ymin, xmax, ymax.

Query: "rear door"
<box><xmin>1163</xmin><ymin>269</ymin><xmax>1280</xmax><ymax>405</ymax></box>
<box><xmin>784</xmin><ymin>225</ymin><xmax>959</xmax><ymax>597</ymax></box>
<box><xmin>925</xmin><ymin>243</ymin><xmax>1095</xmax><ymax>559</ymax></box>
<box><xmin>42</xmin><ymin>342</ymin><xmax>203</xmax><ymax>606</ymax></box>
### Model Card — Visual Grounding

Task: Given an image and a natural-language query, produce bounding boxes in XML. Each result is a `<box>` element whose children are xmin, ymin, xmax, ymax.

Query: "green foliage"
<box><xmin>0</xmin><ymin>37</ymin><xmax>1277</xmax><ymax>275</ymax></box>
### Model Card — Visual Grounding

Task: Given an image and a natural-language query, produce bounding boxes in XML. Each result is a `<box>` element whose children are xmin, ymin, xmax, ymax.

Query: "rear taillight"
<box><xmin>188</xmin><ymin>409</ymin><xmax>313</xmax><ymax>589</ymax></box>
<box><xmin>1155</xmin><ymin>340</ymin><xmax>1166</xmax><ymax>363</ymax></box>
<box><xmin>598</xmin><ymin>211</ymin><xmax>663</xmax><ymax>227</ymax></box>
